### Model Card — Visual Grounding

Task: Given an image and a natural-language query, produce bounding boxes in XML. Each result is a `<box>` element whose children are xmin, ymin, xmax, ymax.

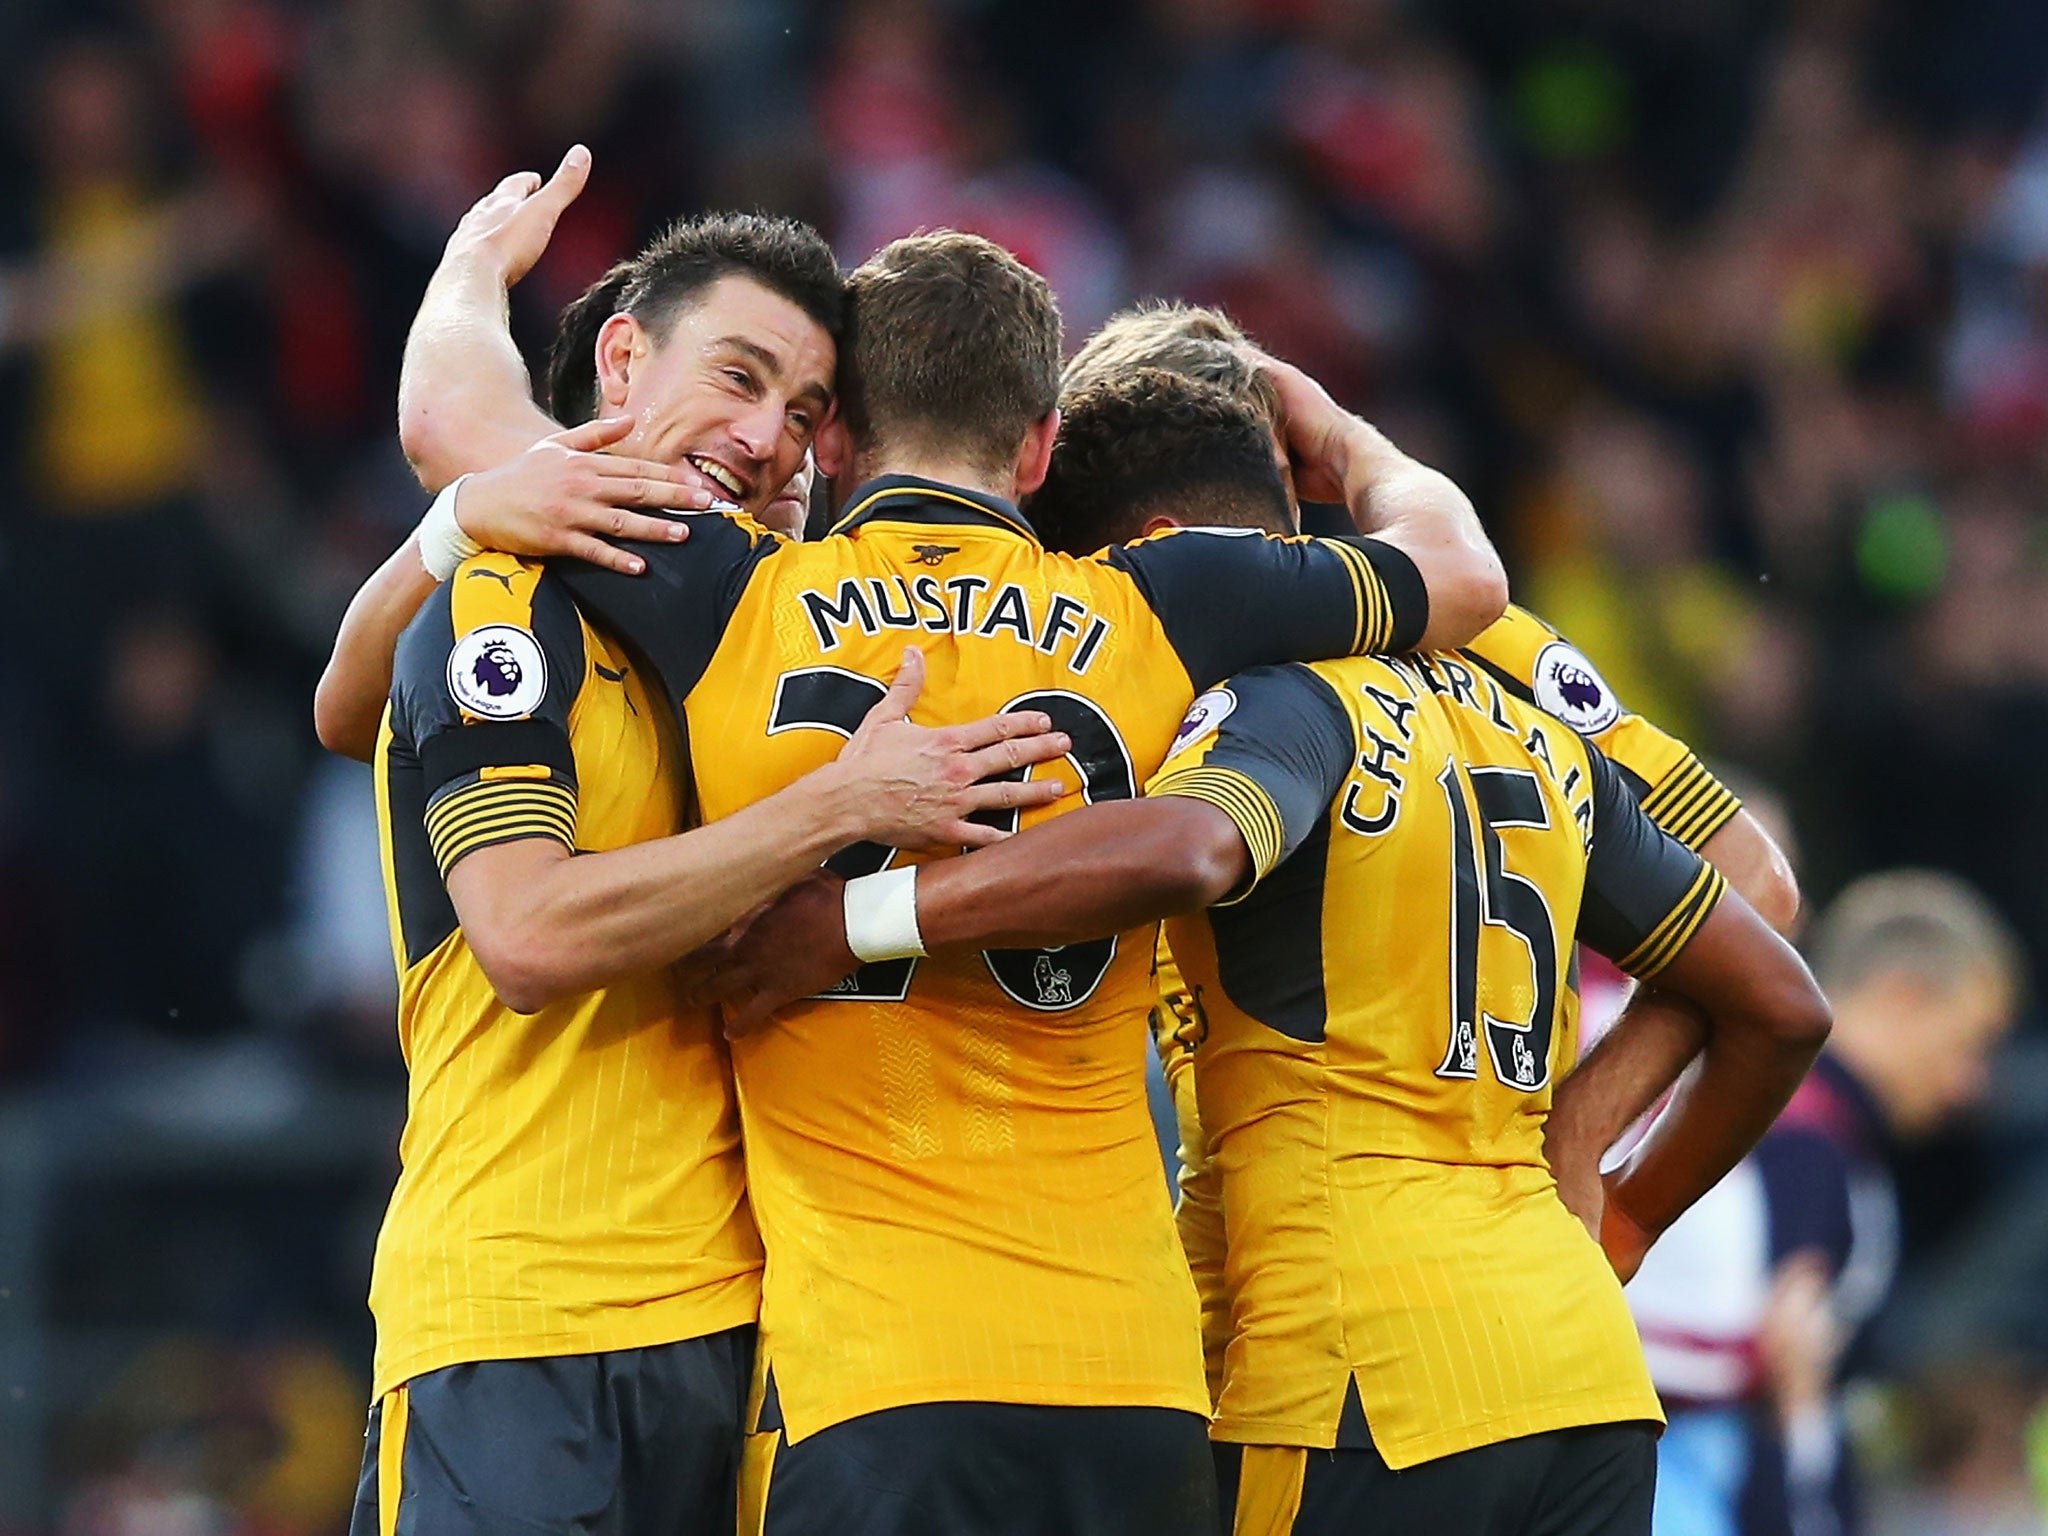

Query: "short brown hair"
<box><xmin>1028</xmin><ymin>369</ymin><xmax>1292</xmax><ymax>554</ymax></box>
<box><xmin>1808</xmin><ymin>869</ymin><xmax>2025</xmax><ymax>1001</ymax></box>
<box><xmin>840</xmin><ymin>231</ymin><xmax>1063</xmax><ymax>476</ymax></box>
<box><xmin>1063</xmin><ymin>301</ymin><xmax>1282</xmax><ymax>434</ymax></box>
<box><xmin>545</xmin><ymin>211</ymin><xmax>844</xmax><ymax>424</ymax></box>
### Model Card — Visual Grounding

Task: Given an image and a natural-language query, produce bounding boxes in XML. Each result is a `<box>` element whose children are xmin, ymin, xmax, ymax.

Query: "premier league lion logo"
<box><xmin>449</xmin><ymin>623</ymin><xmax>547</xmax><ymax>719</ymax></box>
<box><xmin>1552</xmin><ymin>662</ymin><xmax>1603</xmax><ymax>716</ymax></box>
<box><xmin>472</xmin><ymin>641</ymin><xmax>524</xmax><ymax>698</ymax></box>
<box><xmin>1533</xmin><ymin>641</ymin><xmax>1621</xmax><ymax>733</ymax></box>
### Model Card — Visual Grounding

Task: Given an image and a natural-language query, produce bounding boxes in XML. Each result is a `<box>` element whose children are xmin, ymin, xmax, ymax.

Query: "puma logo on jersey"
<box><xmin>799</xmin><ymin>575</ymin><xmax>1113</xmax><ymax>675</ymax></box>
<box><xmin>910</xmin><ymin>544</ymin><xmax>959</xmax><ymax>566</ymax></box>
<box><xmin>465</xmin><ymin>567</ymin><xmax>518</xmax><ymax>592</ymax></box>
<box><xmin>594</xmin><ymin>662</ymin><xmax>628</xmax><ymax>682</ymax></box>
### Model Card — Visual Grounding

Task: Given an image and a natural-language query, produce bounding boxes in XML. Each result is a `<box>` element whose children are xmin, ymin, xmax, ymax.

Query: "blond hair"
<box><xmin>1062</xmin><ymin>301</ymin><xmax>1282</xmax><ymax>432</ymax></box>
<box><xmin>1808</xmin><ymin>869</ymin><xmax>2024</xmax><ymax>1001</ymax></box>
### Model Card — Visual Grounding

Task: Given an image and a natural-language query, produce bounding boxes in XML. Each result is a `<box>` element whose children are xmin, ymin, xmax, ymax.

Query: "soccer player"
<box><xmin>544</xmin><ymin>229</ymin><xmax>1507</xmax><ymax>1535</ymax></box>
<box><xmin>706</xmin><ymin>370</ymin><xmax>1833</xmax><ymax>1536</ymax></box>
<box><xmin>346</xmin><ymin>210</ymin><xmax>1078</xmax><ymax>1536</ymax></box>
<box><xmin>1047</xmin><ymin>302</ymin><xmax>1802</xmax><ymax>1308</ymax></box>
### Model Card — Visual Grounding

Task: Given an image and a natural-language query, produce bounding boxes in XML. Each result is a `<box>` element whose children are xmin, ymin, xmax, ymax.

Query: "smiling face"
<box><xmin>595</xmin><ymin>273</ymin><xmax>837</xmax><ymax>523</ymax></box>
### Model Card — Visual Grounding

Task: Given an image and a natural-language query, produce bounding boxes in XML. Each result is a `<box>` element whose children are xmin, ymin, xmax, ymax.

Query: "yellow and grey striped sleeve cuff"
<box><xmin>1150</xmin><ymin>765</ymin><xmax>1287</xmax><ymax>901</ymax></box>
<box><xmin>1328</xmin><ymin>538</ymin><xmax>1395</xmax><ymax>655</ymax></box>
<box><xmin>424</xmin><ymin>776</ymin><xmax>577</xmax><ymax>877</ymax></box>
<box><xmin>1618</xmin><ymin>864</ymin><xmax>1728</xmax><ymax>978</ymax></box>
<box><xmin>1640</xmin><ymin>755</ymin><xmax>1743</xmax><ymax>850</ymax></box>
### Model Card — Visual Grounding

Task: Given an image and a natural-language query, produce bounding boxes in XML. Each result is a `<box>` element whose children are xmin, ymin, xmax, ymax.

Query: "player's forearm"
<box><xmin>1605</xmin><ymin>901</ymin><xmax>1831</xmax><ymax>1240</ymax></box>
<box><xmin>315</xmin><ymin>535</ymin><xmax>439</xmax><ymax>760</ymax></box>
<box><xmin>1334</xmin><ymin>420</ymin><xmax>1505</xmax><ymax>651</ymax></box>
<box><xmin>1545</xmin><ymin>989</ymin><xmax>1708</xmax><ymax>1175</ymax></box>
<box><xmin>461</xmin><ymin>764</ymin><xmax>883</xmax><ymax>1012</ymax></box>
<box><xmin>398</xmin><ymin>252</ymin><xmax>560</xmax><ymax>490</ymax></box>
<box><xmin>1698</xmin><ymin>810</ymin><xmax>1803</xmax><ymax>936</ymax></box>
<box><xmin>916</xmin><ymin>801</ymin><xmax>1248</xmax><ymax>954</ymax></box>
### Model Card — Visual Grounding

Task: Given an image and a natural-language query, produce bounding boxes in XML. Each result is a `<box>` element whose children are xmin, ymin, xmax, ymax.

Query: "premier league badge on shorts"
<box><xmin>449</xmin><ymin>623</ymin><xmax>549</xmax><ymax>720</ymax></box>
<box><xmin>1531</xmin><ymin>641</ymin><xmax>1621</xmax><ymax>735</ymax></box>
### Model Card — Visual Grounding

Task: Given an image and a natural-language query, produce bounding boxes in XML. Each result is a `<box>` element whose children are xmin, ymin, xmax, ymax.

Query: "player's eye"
<box><xmin>723</xmin><ymin>367</ymin><xmax>758</xmax><ymax>395</ymax></box>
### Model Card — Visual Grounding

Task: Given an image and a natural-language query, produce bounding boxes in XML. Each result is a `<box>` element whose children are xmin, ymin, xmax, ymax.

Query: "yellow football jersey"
<box><xmin>555</xmin><ymin>473</ymin><xmax>1428</xmax><ymax>1442</ymax></box>
<box><xmin>1149</xmin><ymin>652</ymin><xmax>1725</xmax><ymax>1467</ymax></box>
<box><xmin>369</xmin><ymin>553</ymin><xmax>761</xmax><ymax>1398</ymax></box>
<box><xmin>1148</xmin><ymin>601</ymin><xmax>1742</xmax><ymax>1402</ymax></box>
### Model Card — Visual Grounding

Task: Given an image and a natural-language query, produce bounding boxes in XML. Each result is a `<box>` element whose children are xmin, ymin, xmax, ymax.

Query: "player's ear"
<box><xmin>1139</xmin><ymin>513</ymin><xmax>1185</xmax><ymax>539</ymax></box>
<box><xmin>1012</xmin><ymin>408</ymin><xmax>1061</xmax><ymax>498</ymax></box>
<box><xmin>594</xmin><ymin>312</ymin><xmax>645</xmax><ymax>412</ymax></box>
<box><xmin>813</xmin><ymin>408</ymin><xmax>851</xmax><ymax>480</ymax></box>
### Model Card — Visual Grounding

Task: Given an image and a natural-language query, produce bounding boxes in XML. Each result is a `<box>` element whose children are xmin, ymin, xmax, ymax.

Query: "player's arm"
<box><xmin>1255</xmin><ymin>351</ymin><xmax>1506</xmax><ymax>650</ymax></box>
<box><xmin>396</xmin><ymin>149</ymin><xmax>596</xmax><ymax>487</ymax></box>
<box><xmin>397</xmin><ymin>572</ymin><xmax>1071</xmax><ymax>1013</ymax></box>
<box><xmin>1107</xmin><ymin>526</ymin><xmax>1445</xmax><ymax>695</ymax></box>
<box><xmin>313</xmin><ymin>419</ymin><xmax>711</xmax><ymax>760</ymax></box>
<box><xmin>714</xmin><ymin>666</ymin><xmax>1352</xmax><ymax>1028</ymax></box>
<box><xmin>1564</xmin><ymin>746</ymin><xmax>1832</xmax><ymax>1280</ymax></box>
<box><xmin>318</xmin><ymin>152</ymin><xmax>710</xmax><ymax>762</ymax></box>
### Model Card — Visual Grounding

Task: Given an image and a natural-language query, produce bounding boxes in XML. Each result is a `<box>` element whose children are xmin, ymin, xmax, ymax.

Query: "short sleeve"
<box><xmin>1576</xmin><ymin>742</ymin><xmax>1729</xmax><ymax>978</ymax></box>
<box><xmin>551</xmin><ymin>511</ymin><xmax>783</xmax><ymax>714</ymax></box>
<box><xmin>391</xmin><ymin>556</ymin><xmax>584</xmax><ymax>877</ymax></box>
<box><xmin>1146</xmin><ymin>663</ymin><xmax>1355</xmax><ymax>899</ymax></box>
<box><xmin>1104</xmin><ymin>530</ymin><xmax>1427</xmax><ymax>691</ymax></box>
<box><xmin>1461</xmin><ymin>606</ymin><xmax>1741</xmax><ymax>850</ymax></box>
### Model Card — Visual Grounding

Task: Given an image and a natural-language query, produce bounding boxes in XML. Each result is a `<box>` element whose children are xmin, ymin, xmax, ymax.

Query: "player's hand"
<box><xmin>710</xmin><ymin>873</ymin><xmax>860</xmax><ymax>1037</ymax></box>
<box><xmin>456</xmin><ymin>417</ymin><xmax>716</xmax><ymax>575</ymax></box>
<box><xmin>1547</xmin><ymin>1128</ymin><xmax>1606</xmax><ymax>1246</ymax></box>
<box><xmin>443</xmin><ymin>145</ymin><xmax>591</xmax><ymax>285</ymax></box>
<box><xmin>831</xmin><ymin>648</ymin><xmax>1073</xmax><ymax>850</ymax></box>
<box><xmin>1249</xmin><ymin>349</ymin><xmax>1360</xmax><ymax>505</ymax></box>
<box><xmin>1597</xmin><ymin>1173</ymin><xmax>1658</xmax><ymax>1284</ymax></box>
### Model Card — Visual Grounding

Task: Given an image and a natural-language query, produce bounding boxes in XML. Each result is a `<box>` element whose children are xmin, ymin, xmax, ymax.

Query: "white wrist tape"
<box><xmin>418</xmin><ymin>474</ymin><xmax>481</xmax><ymax>581</ymax></box>
<box><xmin>843</xmin><ymin>866</ymin><xmax>925</xmax><ymax>963</ymax></box>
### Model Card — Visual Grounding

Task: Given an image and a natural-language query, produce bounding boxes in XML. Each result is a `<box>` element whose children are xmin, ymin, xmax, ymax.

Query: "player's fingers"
<box><xmin>956</xmin><ymin>773</ymin><xmax>1069</xmax><ymax>814</ymax></box>
<box><xmin>560</xmin><ymin>532</ymin><xmax>647</xmax><ymax>576</ymax></box>
<box><xmin>953</xmin><ymin>734</ymin><xmax>1071</xmax><ymax>783</ymax></box>
<box><xmin>723</xmin><ymin>992</ymin><xmax>776</xmax><ymax>1040</ymax></box>
<box><xmin>584</xmin><ymin>508</ymin><xmax>693</xmax><ymax>546</ymax></box>
<box><xmin>940</xmin><ymin>709</ymin><xmax>1055</xmax><ymax>752</ymax></box>
<box><xmin>485</xmin><ymin>170</ymin><xmax>542</xmax><ymax>203</ymax></box>
<box><xmin>551</xmin><ymin>415</ymin><xmax>636</xmax><ymax>452</ymax></box>
<box><xmin>588</xmin><ymin>473</ymin><xmax>711</xmax><ymax>513</ymax></box>
<box><xmin>593</xmin><ymin>452</ymin><xmax>704</xmax><ymax>487</ymax></box>
<box><xmin>529</xmin><ymin>144</ymin><xmax>592</xmax><ymax>216</ymax></box>
<box><xmin>950</xmin><ymin>821</ymin><xmax>1017</xmax><ymax>850</ymax></box>
<box><xmin>864</xmin><ymin>647</ymin><xmax>925</xmax><ymax>727</ymax></box>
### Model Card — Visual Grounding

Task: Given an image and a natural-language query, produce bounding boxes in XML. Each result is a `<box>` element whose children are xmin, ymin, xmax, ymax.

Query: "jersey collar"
<box><xmin>829</xmin><ymin>473</ymin><xmax>1038</xmax><ymax>542</ymax></box>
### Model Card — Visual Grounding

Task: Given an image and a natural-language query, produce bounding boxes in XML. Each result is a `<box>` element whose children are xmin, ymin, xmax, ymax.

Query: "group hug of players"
<box><xmin>315</xmin><ymin>146</ymin><xmax>1829</xmax><ymax>1536</ymax></box>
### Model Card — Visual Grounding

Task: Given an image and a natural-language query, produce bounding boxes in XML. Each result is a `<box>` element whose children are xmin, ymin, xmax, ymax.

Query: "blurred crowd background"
<box><xmin>4</xmin><ymin>0</ymin><xmax>2048</xmax><ymax>1530</ymax></box>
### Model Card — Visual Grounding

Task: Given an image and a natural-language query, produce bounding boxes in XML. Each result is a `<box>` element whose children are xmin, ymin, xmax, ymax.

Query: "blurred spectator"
<box><xmin>1628</xmin><ymin>870</ymin><xmax>2025</xmax><ymax>1536</ymax></box>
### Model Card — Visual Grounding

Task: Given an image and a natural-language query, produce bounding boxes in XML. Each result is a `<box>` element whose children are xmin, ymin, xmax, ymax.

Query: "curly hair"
<box><xmin>1027</xmin><ymin>368</ymin><xmax>1293</xmax><ymax>555</ymax></box>
<box><xmin>544</xmin><ymin>210</ymin><xmax>844</xmax><ymax>423</ymax></box>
